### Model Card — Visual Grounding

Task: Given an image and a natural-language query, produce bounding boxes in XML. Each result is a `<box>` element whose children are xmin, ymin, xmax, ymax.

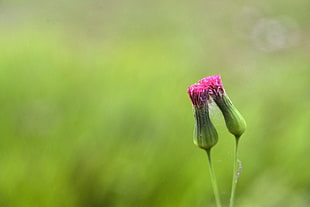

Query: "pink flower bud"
<box><xmin>198</xmin><ymin>75</ymin><xmax>225</xmax><ymax>97</ymax></box>
<box><xmin>199</xmin><ymin>75</ymin><xmax>246</xmax><ymax>138</ymax></box>
<box><xmin>187</xmin><ymin>84</ymin><xmax>218</xmax><ymax>150</ymax></box>
<box><xmin>187</xmin><ymin>84</ymin><xmax>209</xmax><ymax>107</ymax></box>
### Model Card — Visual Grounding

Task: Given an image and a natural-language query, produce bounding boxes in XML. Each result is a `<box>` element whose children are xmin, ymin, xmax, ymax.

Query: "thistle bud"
<box><xmin>188</xmin><ymin>85</ymin><xmax>218</xmax><ymax>150</ymax></box>
<box><xmin>199</xmin><ymin>75</ymin><xmax>246</xmax><ymax>138</ymax></box>
<box><xmin>213</xmin><ymin>95</ymin><xmax>246</xmax><ymax>138</ymax></box>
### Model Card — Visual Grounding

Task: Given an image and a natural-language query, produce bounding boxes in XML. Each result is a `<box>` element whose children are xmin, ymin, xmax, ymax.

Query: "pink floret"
<box><xmin>198</xmin><ymin>75</ymin><xmax>225</xmax><ymax>97</ymax></box>
<box><xmin>187</xmin><ymin>84</ymin><xmax>208</xmax><ymax>106</ymax></box>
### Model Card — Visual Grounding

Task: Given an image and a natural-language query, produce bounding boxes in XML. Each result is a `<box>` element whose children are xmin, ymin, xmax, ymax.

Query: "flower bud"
<box><xmin>193</xmin><ymin>106</ymin><xmax>218</xmax><ymax>150</ymax></box>
<box><xmin>213</xmin><ymin>95</ymin><xmax>246</xmax><ymax>138</ymax></box>
<box><xmin>199</xmin><ymin>75</ymin><xmax>246</xmax><ymax>138</ymax></box>
<box><xmin>188</xmin><ymin>85</ymin><xmax>218</xmax><ymax>150</ymax></box>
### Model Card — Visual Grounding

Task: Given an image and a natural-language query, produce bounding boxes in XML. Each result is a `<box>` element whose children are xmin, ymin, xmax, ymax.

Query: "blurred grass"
<box><xmin>0</xmin><ymin>0</ymin><xmax>310</xmax><ymax>206</ymax></box>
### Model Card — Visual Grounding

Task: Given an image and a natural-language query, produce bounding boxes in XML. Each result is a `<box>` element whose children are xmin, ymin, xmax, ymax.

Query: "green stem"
<box><xmin>206</xmin><ymin>149</ymin><xmax>222</xmax><ymax>207</ymax></box>
<box><xmin>229</xmin><ymin>138</ymin><xmax>240</xmax><ymax>207</ymax></box>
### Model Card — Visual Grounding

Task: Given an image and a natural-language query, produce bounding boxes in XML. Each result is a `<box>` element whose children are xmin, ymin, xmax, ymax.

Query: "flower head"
<box><xmin>187</xmin><ymin>84</ymin><xmax>209</xmax><ymax>107</ymax></box>
<box><xmin>198</xmin><ymin>75</ymin><xmax>225</xmax><ymax>97</ymax></box>
<box><xmin>188</xmin><ymin>84</ymin><xmax>218</xmax><ymax>150</ymax></box>
<box><xmin>198</xmin><ymin>75</ymin><xmax>246</xmax><ymax>138</ymax></box>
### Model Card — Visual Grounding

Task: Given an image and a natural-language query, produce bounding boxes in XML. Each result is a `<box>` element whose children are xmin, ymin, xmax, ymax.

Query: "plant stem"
<box><xmin>206</xmin><ymin>149</ymin><xmax>222</xmax><ymax>207</ymax></box>
<box><xmin>229</xmin><ymin>138</ymin><xmax>240</xmax><ymax>207</ymax></box>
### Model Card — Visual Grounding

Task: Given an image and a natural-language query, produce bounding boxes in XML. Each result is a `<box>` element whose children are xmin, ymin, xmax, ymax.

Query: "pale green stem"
<box><xmin>206</xmin><ymin>149</ymin><xmax>222</xmax><ymax>207</ymax></box>
<box><xmin>229</xmin><ymin>137</ymin><xmax>240</xmax><ymax>207</ymax></box>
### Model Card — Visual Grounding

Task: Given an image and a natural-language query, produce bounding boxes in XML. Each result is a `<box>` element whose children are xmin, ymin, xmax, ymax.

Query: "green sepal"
<box><xmin>214</xmin><ymin>95</ymin><xmax>246</xmax><ymax>138</ymax></box>
<box><xmin>193</xmin><ymin>106</ymin><xmax>218</xmax><ymax>150</ymax></box>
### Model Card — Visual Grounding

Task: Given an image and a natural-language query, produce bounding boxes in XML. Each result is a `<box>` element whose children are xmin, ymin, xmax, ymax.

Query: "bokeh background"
<box><xmin>0</xmin><ymin>0</ymin><xmax>309</xmax><ymax>206</ymax></box>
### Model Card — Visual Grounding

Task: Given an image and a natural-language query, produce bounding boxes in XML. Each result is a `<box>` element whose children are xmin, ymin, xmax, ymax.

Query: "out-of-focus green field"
<box><xmin>0</xmin><ymin>1</ymin><xmax>309</xmax><ymax>206</ymax></box>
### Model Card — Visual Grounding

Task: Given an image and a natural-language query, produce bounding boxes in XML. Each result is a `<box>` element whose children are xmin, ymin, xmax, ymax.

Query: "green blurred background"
<box><xmin>0</xmin><ymin>0</ymin><xmax>309</xmax><ymax>206</ymax></box>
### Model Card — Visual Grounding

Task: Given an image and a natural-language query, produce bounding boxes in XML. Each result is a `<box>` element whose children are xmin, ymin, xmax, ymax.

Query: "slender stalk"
<box><xmin>229</xmin><ymin>137</ymin><xmax>240</xmax><ymax>207</ymax></box>
<box><xmin>206</xmin><ymin>149</ymin><xmax>222</xmax><ymax>207</ymax></box>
